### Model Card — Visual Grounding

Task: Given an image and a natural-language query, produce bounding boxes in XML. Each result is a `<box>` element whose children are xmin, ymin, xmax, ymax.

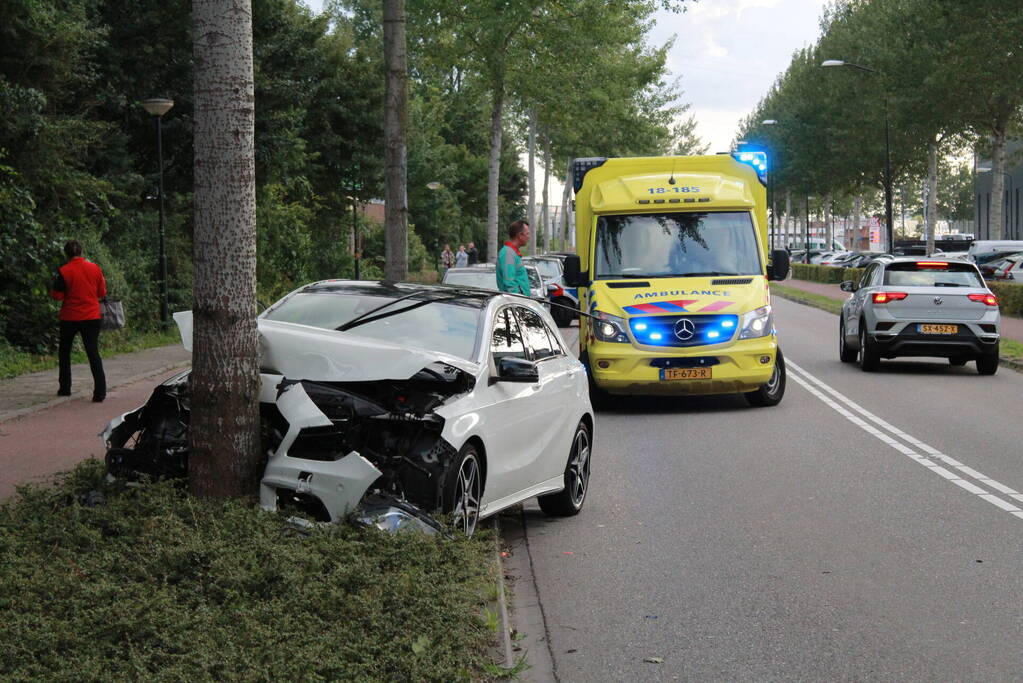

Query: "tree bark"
<box><xmin>559</xmin><ymin>162</ymin><xmax>572</xmax><ymax>248</ymax></box>
<box><xmin>783</xmin><ymin>190</ymin><xmax>791</xmax><ymax>248</ymax></box>
<box><xmin>853</xmin><ymin>195</ymin><xmax>862</xmax><ymax>250</ymax></box>
<box><xmin>925</xmin><ymin>138</ymin><xmax>938</xmax><ymax>254</ymax></box>
<box><xmin>383</xmin><ymin>0</ymin><xmax>408</xmax><ymax>280</ymax></box>
<box><xmin>190</xmin><ymin>0</ymin><xmax>262</xmax><ymax>498</ymax></box>
<box><xmin>541</xmin><ymin>135</ymin><xmax>551</xmax><ymax>252</ymax></box>
<box><xmin>486</xmin><ymin>76</ymin><xmax>504</xmax><ymax>263</ymax></box>
<box><xmin>527</xmin><ymin>108</ymin><xmax>536</xmax><ymax>255</ymax></box>
<box><xmin>988</xmin><ymin>131</ymin><xmax>1007</xmax><ymax>240</ymax></box>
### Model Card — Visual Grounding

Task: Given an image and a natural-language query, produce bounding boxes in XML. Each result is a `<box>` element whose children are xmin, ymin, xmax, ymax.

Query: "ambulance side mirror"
<box><xmin>767</xmin><ymin>249</ymin><xmax>790</xmax><ymax>281</ymax></box>
<box><xmin>563</xmin><ymin>255</ymin><xmax>586</xmax><ymax>287</ymax></box>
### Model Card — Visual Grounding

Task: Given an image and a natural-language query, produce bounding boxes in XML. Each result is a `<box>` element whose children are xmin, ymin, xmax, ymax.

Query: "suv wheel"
<box><xmin>839</xmin><ymin>319</ymin><xmax>857</xmax><ymax>363</ymax></box>
<box><xmin>858</xmin><ymin>323</ymin><xmax>880</xmax><ymax>371</ymax></box>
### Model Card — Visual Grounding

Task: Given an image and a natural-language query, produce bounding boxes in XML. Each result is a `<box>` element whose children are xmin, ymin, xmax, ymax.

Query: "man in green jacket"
<box><xmin>497</xmin><ymin>220</ymin><xmax>531</xmax><ymax>295</ymax></box>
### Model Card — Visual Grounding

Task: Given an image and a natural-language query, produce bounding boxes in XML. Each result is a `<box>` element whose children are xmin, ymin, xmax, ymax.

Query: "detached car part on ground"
<box><xmin>102</xmin><ymin>282</ymin><xmax>594</xmax><ymax>535</ymax></box>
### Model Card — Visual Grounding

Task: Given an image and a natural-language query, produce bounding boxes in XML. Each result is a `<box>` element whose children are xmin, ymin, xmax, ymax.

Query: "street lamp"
<box><xmin>978</xmin><ymin>166</ymin><xmax>1015</xmax><ymax>239</ymax></box>
<box><xmin>821</xmin><ymin>59</ymin><xmax>893</xmax><ymax>254</ymax></box>
<box><xmin>141</xmin><ymin>97</ymin><xmax>174</xmax><ymax>324</ymax></box>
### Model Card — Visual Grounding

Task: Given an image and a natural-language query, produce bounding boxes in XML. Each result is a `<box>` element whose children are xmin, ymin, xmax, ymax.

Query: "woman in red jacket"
<box><xmin>49</xmin><ymin>240</ymin><xmax>107</xmax><ymax>402</ymax></box>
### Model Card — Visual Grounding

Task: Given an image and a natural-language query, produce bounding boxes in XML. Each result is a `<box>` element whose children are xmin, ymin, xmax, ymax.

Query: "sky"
<box><xmin>650</xmin><ymin>0</ymin><xmax>830</xmax><ymax>152</ymax></box>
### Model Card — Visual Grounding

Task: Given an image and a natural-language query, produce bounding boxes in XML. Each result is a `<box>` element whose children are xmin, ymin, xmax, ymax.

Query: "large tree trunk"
<box><xmin>783</xmin><ymin>190</ymin><xmax>791</xmax><ymax>248</ymax></box>
<box><xmin>383</xmin><ymin>0</ymin><xmax>408</xmax><ymax>280</ymax></box>
<box><xmin>485</xmin><ymin>78</ymin><xmax>504</xmax><ymax>263</ymax></box>
<box><xmin>925</xmin><ymin>138</ymin><xmax>938</xmax><ymax>254</ymax></box>
<box><xmin>541</xmin><ymin>136</ymin><xmax>551</xmax><ymax>252</ymax></box>
<box><xmin>527</xmin><ymin>108</ymin><xmax>536</xmax><ymax>255</ymax></box>
<box><xmin>190</xmin><ymin>0</ymin><xmax>261</xmax><ymax>498</ymax></box>
<box><xmin>988</xmin><ymin>131</ymin><xmax>1007</xmax><ymax>240</ymax></box>
<box><xmin>559</xmin><ymin>162</ymin><xmax>572</xmax><ymax>248</ymax></box>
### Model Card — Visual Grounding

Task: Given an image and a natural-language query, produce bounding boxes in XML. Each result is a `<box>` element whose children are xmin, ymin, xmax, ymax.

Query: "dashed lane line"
<box><xmin>786</xmin><ymin>360</ymin><xmax>1023</xmax><ymax>522</ymax></box>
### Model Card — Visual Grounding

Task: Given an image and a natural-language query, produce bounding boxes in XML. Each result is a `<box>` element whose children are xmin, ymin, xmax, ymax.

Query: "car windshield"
<box><xmin>883</xmin><ymin>262</ymin><xmax>984</xmax><ymax>288</ymax></box>
<box><xmin>263</xmin><ymin>291</ymin><xmax>482</xmax><ymax>359</ymax></box>
<box><xmin>525</xmin><ymin>267</ymin><xmax>541</xmax><ymax>289</ymax></box>
<box><xmin>444</xmin><ymin>270</ymin><xmax>498</xmax><ymax>290</ymax></box>
<box><xmin>528</xmin><ymin>259</ymin><xmax>561</xmax><ymax>279</ymax></box>
<box><xmin>593</xmin><ymin>212</ymin><xmax>762</xmax><ymax>279</ymax></box>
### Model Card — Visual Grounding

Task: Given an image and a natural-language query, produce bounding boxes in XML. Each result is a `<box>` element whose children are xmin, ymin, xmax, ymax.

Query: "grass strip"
<box><xmin>0</xmin><ymin>461</ymin><xmax>499</xmax><ymax>681</ymax></box>
<box><xmin>0</xmin><ymin>328</ymin><xmax>180</xmax><ymax>380</ymax></box>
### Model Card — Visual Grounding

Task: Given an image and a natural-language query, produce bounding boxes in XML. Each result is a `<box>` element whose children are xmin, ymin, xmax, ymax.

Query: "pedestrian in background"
<box><xmin>467</xmin><ymin>241</ymin><xmax>479</xmax><ymax>265</ymax></box>
<box><xmin>49</xmin><ymin>240</ymin><xmax>107</xmax><ymax>402</ymax></box>
<box><xmin>455</xmin><ymin>244</ymin><xmax>469</xmax><ymax>268</ymax></box>
<box><xmin>497</xmin><ymin>220</ymin><xmax>531</xmax><ymax>295</ymax></box>
<box><xmin>440</xmin><ymin>244</ymin><xmax>454</xmax><ymax>273</ymax></box>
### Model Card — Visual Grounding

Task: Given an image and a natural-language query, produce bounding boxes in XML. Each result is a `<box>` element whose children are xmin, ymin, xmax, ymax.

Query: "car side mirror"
<box><xmin>547</xmin><ymin>283</ymin><xmax>559</xmax><ymax>293</ymax></box>
<box><xmin>767</xmin><ymin>249</ymin><xmax>790</xmax><ymax>281</ymax></box>
<box><xmin>563</xmin><ymin>255</ymin><xmax>586</xmax><ymax>287</ymax></box>
<box><xmin>494</xmin><ymin>357</ymin><xmax>539</xmax><ymax>383</ymax></box>
<box><xmin>840</xmin><ymin>280</ymin><xmax>858</xmax><ymax>292</ymax></box>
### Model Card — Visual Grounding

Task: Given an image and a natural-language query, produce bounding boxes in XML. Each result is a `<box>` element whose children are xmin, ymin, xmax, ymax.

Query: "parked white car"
<box><xmin>102</xmin><ymin>281</ymin><xmax>594</xmax><ymax>535</ymax></box>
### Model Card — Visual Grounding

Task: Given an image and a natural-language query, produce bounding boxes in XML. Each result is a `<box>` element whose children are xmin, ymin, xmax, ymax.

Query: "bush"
<box><xmin>989</xmin><ymin>281</ymin><xmax>1023</xmax><ymax>316</ymax></box>
<box><xmin>789</xmin><ymin>263</ymin><xmax>862</xmax><ymax>284</ymax></box>
<box><xmin>0</xmin><ymin>461</ymin><xmax>496</xmax><ymax>681</ymax></box>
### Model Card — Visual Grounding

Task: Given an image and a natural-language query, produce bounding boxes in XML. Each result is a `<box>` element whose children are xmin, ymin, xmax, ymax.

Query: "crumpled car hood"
<box><xmin>173</xmin><ymin>311</ymin><xmax>479</xmax><ymax>382</ymax></box>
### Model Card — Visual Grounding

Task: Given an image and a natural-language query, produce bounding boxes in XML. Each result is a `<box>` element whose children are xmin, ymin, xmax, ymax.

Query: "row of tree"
<box><xmin>0</xmin><ymin>0</ymin><xmax>703</xmax><ymax>355</ymax></box>
<box><xmin>735</xmin><ymin>0</ymin><xmax>1023</xmax><ymax>252</ymax></box>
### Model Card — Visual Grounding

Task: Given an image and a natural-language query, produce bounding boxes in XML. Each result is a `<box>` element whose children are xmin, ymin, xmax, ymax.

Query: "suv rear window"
<box><xmin>883</xmin><ymin>261</ymin><xmax>983</xmax><ymax>288</ymax></box>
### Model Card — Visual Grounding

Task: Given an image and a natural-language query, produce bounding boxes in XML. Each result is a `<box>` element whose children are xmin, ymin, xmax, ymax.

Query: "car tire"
<box><xmin>977</xmin><ymin>345</ymin><xmax>999</xmax><ymax>375</ymax></box>
<box><xmin>745</xmin><ymin>348</ymin><xmax>786</xmax><ymax>407</ymax></box>
<box><xmin>443</xmin><ymin>443</ymin><xmax>482</xmax><ymax>536</ymax></box>
<box><xmin>538</xmin><ymin>420</ymin><xmax>591</xmax><ymax>517</ymax></box>
<box><xmin>551</xmin><ymin>298</ymin><xmax>575</xmax><ymax>327</ymax></box>
<box><xmin>858</xmin><ymin>323</ymin><xmax>880</xmax><ymax>371</ymax></box>
<box><xmin>839</xmin><ymin>319</ymin><xmax>857</xmax><ymax>362</ymax></box>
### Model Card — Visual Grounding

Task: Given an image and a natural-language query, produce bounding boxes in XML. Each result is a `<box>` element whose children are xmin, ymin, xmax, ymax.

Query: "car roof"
<box><xmin>880</xmin><ymin>256</ymin><xmax>979</xmax><ymax>267</ymax></box>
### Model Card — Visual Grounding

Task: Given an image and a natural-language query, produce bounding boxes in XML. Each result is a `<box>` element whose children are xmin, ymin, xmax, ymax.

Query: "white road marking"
<box><xmin>786</xmin><ymin>360</ymin><xmax>1023</xmax><ymax>522</ymax></box>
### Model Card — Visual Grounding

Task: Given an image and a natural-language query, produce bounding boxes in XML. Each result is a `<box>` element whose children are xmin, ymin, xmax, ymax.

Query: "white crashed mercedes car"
<box><xmin>102</xmin><ymin>281</ymin><xmax>594</xmax><ymax>535</ymax></box>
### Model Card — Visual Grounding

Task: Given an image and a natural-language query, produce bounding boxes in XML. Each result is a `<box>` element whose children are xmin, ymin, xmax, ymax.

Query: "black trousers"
<box><xmin>58</xmin><ymin>319</ymin><xmax>106</xmax><ymax>398</ymax></box>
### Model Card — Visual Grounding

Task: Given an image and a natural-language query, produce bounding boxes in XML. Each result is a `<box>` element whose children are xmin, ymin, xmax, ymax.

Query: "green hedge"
<box><xmin>791</xmin><ymin>264</ymin><xmax>1023</xmax><ymax>317</ymax></box>
<box><xmin>790</xmin><ymin>263</ymin><xmax>864</xmax><ymax>285</ymax></box>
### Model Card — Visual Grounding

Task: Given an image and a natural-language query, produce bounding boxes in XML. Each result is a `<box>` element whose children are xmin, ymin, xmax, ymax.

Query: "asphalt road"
<box><xmin>515</xmin><ymin>297</ymin><xmax>1023</xmax><ymax>681</ymax></box>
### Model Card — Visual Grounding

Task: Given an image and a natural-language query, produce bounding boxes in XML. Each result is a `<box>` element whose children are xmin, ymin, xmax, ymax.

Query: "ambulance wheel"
<box><xmin>745</xmin><ymin>348</ymin><xmax>786</xmax><ymax>407</ymax></box>
<box><xmin>580</xmin><ymin>352</ymin><xmax>612</xmax><ymax>410</ymax></box>
<box><xmin>551</xmin><ymin>298</ymin><xmax>575</xmax><ymax>327</ymax></box>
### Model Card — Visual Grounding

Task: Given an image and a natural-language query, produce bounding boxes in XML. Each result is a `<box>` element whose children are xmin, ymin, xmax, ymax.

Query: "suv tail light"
<box><xmin>967</xmin><ymin>293</ymin><xmax>999</xmax><ymax>306</ymax></box>
<box><xmin>872</xmin><ymin>292</ymin><xmax>907</xmax><ymax>303</ymax></box>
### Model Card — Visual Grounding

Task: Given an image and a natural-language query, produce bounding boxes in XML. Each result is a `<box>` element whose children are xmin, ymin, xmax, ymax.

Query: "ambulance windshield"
<box><xmin>593</xmin><ymin>212</ymin><xmax>761</xmax><ymax>279</ymax></box>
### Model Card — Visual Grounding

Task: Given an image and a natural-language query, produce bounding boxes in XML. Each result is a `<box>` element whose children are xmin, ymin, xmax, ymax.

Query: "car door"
<box><xmin>473</xmin><ymin>305</ymin><xmax>551</xmax><ymax>504</ymax></box>
<box><xmin>845</xmin><ymin>262</ymin><xmax>877</xmax><ymax>337</ymax></box>
<box><xmin>513</xmin><ymin>306</ymin><xmax>581</xmax><ymax>485</ymax></box>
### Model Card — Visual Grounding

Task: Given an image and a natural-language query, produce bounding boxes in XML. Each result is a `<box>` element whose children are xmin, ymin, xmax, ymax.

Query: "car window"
<box><xmin>516</xmin><ymin>307</ymin><xmax>562</xmax><ymax>360</ymax></box>
<box><xmin>525</xmin><ymin>267</ymin><xmax>541</xmax><ymax>290</ymax></box>
<box><xmin>883</xmin><ymin>261</ymin><xmax>984</xmax><ymax>288</ymax></box>
<box><xmin>490</xmin><ymin>307</ymin><xmax>527</xmax><ymax>362</ymax></box>
<box><xmin>858</xmin><ymin>263</ymin><xmax>876</xmax><ymax>288</ymax></box>
<box><xmin>444</xmin><ymin>270</ymin><xmax>498</xmax><ymax>290</ymax></box>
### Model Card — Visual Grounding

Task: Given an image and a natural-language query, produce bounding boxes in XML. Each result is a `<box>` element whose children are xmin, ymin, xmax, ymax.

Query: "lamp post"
<box><xmin>978</xmin><ymin>166</ymin><xmax>1015</xmax><ymax>239</ymax></box>
<box><xmin>142</xmin><ymin>97</ymin><xmax>174</xmax><ymax>324</ymax></box>
<box><xmin>821</xmin><ymin>59</ymin><xmax>893</xmax><ymax>254</ymax></box>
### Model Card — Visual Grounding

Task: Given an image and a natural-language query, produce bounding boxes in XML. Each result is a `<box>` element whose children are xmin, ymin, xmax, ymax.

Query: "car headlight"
<box><xmin>739</xmin><ymin>305</ymin><xmax>774</xmax><ymax>339</ymax></box>
<box><xmin>592</xmin><ymin>311</ymin><xmax>629</xmax><ymax>343</ymax></box>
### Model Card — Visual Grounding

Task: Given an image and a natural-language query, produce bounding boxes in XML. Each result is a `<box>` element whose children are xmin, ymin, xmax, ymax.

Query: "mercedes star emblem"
<box><xmin>674</xmin><ymin>318</ymin><xmax>696</xmax><ymax>341</ymax></box>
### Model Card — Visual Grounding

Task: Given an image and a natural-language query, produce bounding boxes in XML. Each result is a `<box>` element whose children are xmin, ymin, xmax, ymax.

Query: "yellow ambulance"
<box><xmin>563</xmin><ymin>153</ymin><xmax>791</xmax><ymax>406</ymax></box>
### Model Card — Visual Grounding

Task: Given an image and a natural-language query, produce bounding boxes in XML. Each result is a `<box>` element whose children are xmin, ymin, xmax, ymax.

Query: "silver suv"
<box><xmin>839</xmin><ymin>257</ymin><xmax>1000</xmax><ymax>374</ymax></box>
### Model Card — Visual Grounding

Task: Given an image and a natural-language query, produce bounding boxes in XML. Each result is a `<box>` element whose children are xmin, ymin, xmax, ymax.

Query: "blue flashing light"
<box><xmin>732</xmin><ymin>149</ymin><xmax>769</xmax><ymax>185</ymax></box>
<box><xmin>650</xmin><ymin>332</ymin><xmax>663</xmax><ymax>340</ymax></box>
<box><xmin>721</xmin><ymin>320</ymin><xmax>735</xmax><ymax>328</ymax></box>
<box><xmin>707</xmin><ymin>331</ymin><xmax>720</xmax><ymax>339</ymax></box>
<box><xmin>634</xmin><ymin>323</ymin><xmax>648</xmax><ymax>331</ymax></box>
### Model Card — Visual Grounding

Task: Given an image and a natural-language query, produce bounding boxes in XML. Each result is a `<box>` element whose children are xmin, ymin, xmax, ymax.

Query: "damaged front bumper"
<box><xmin>102</xmin><ymin>361</ymin><xmax>472</xmax><ymax>531</ymax></box>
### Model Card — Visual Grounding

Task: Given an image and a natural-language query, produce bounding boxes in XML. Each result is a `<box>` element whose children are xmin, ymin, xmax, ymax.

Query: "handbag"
<box><xmin>100</xmin><ymin>299</ymin><xmax>125</xmax><ymax>330</ymax></box>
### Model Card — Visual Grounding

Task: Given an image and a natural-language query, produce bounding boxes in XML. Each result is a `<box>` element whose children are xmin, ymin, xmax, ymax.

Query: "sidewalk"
<box><xmin>777</xmin><ymin>278</ymin><xmax>1023</xmax><ymax>343</ymax></box>
<box><xmin>0</xmin><ymin>344</ymin><xmax>191</xmax><ymax>500</ymax></box>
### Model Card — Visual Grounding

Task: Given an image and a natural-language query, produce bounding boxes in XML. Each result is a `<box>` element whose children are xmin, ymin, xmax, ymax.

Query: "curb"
<box><xmin>0</xmin><ymin>360</ymin><xmax>191</xmax><ymax>424</ymax></box>
<box><xmin>493</xmin><ymin>517</ymin><xmax>515</xmax><ymax>669</ymax></box>
<box><xmin>771</xmin><ymin>286</ymin><xmax>1023</xmax><ymax>372</ymax></box>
